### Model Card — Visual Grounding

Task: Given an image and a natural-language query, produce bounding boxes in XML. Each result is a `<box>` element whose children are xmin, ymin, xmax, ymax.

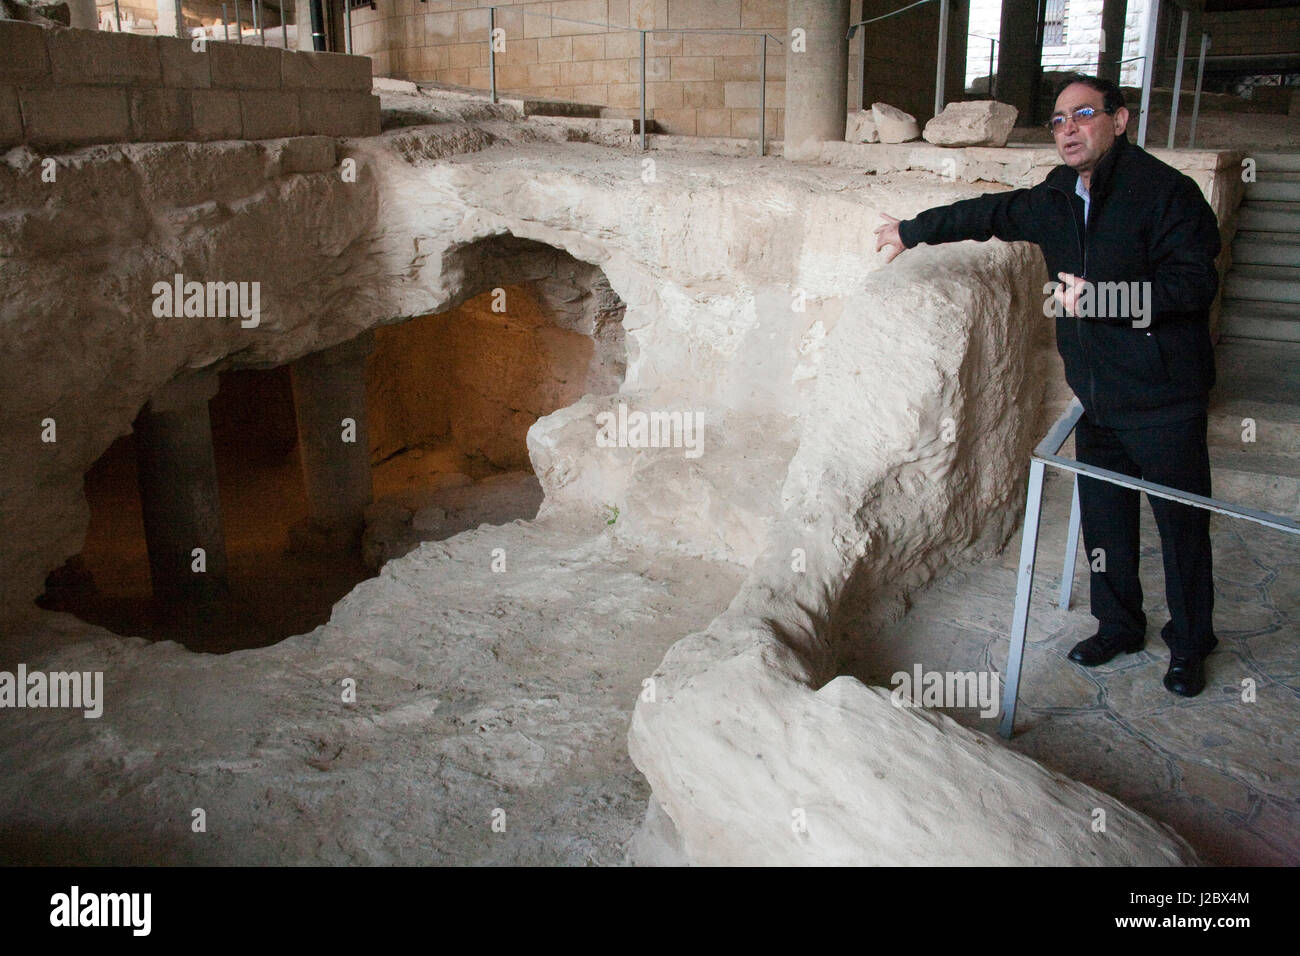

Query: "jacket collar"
<box><xmin>1046</xmin><ymin>131</ymin><xmax>1129</xmax><ymax>196</ymax></box>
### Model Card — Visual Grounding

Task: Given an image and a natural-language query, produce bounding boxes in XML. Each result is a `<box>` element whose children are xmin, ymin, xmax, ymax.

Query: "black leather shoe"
<box><xmin>1163</xmin><ymin>655</ymin><xmax>1206</xmax><ymax>697</ymax></box>
<box><xmin>1067</xmin><ymin>632</ymin><xmax>1144</xmax><ymax>667</ymax></box>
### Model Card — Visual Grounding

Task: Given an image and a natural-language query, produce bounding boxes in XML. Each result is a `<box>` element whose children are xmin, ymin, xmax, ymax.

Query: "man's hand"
<box><xmin>1053</xmin><ymin>272</ymin><xmax>1087</xmax><ymax>316</ymax></box>
<box><xmin>874</xmin><ymin>214</ymin><xmax>906</xmax><ymax>263</ymax></box>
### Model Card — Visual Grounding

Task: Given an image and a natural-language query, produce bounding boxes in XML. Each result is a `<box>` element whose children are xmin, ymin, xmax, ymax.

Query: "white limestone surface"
<box><xmin>872</xmin><ymin>102</ymin><xmax>922</xmax><ymax>143</ymax></box>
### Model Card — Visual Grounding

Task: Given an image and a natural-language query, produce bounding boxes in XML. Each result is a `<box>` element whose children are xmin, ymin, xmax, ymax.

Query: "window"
<box><xmin>1043</xmin><ymin>0</ymin><xmax>1067</xmax><ymax>47</ymax></box>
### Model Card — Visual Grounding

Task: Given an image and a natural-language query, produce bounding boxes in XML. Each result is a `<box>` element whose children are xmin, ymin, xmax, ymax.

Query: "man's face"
<box><xmin>1050</xmin><ymin>83</ymin><xmax>1129</xmax><ymax>174</ymax></box>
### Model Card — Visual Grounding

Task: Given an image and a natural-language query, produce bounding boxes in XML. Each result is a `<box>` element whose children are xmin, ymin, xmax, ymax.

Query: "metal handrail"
<box><xmin>143</xmin><ymin>0</ymin><xmax>291</xmax><ymax>47</ymax></box>
<box><xmin>999</xmin><ymin>398</ymin><xmax>1299</xmax><ymax>738</ymax></box>
<box><xmin>1037</xmin><ymin>409</ymin><xmax>1297</xmax><ymax>536</ymax></box>
<box><xmin>848</xmin><ymin>0</ymin><xmax>937</xmax><ymax>30</ymax></box>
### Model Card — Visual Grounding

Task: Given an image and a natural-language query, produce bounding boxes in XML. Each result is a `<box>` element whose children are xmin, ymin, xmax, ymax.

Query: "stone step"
<box><xmin>1209</xmin><ymin>449</ymin><xmax>1300</xmax><ymax>518</ymax></box>
<box><xmin>1209</xmin><ymin>405</ymin><xmax>1300</xmax><ymax>458</ymax></box>
<box><xmin>1213</xmin><ymin>338</ymin><xmax>1300</xmax><ymax>399</ymax></box>
<box><xmin>1218</xmin><ymin>299</ymin><xmax>1300</xmax><ymax>342</ymax></box>
<box><xmin>412</xmin><ymin>81</ymin><xmax>605</xmax><ymax>119</ymax></box>
<box><xmin>1208</xmin><ymin>338</ymin><xmax>1300</xmax><ymax>455</ymax></box>
<box><xmin>1253</xmin><ymin>152</ymin><xmax>1300</xmax><ymax>173</ymax></box>
<box><xmin>522</xmin><ymin>114</ymin><xmax>655</xmax><ymax>135</ymax></box>
<box><xmin>1223</xmin><ymin>263</ymin><xmax>1300</xmax><ymax>304</ymax></box>
<box><xmin>1232</xmin><ymin>230</ymin><xmax>1300</xmax><ymax>266</ymax></box>
<box><xmin>1206</xmin><ymin>337</ymin><xmax>1300</xmax><ymax>518</ymax></box>
<box><xmin>598</xmin><ymin>108</ymin><xmax>660</xmax><ymax>130</ymax></box>
<box><xmin>1245</xmin><ymin>179</ymin><xmax>1300</xmax><ymax>202</ymax></box>
<box><xmin>1238</xmin><ymin>201</ymin><xmax>1300</xmax><ymax>234</ymax></box>
<box><xmin>501</xmin><ymin>96</ymin><xmax>604</xmax><ymax>118</ymax></box>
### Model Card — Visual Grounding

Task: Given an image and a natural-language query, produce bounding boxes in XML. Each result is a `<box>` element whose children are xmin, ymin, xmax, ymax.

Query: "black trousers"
<box><xmin>1074</xmin><ymin>411</ymin><xmax>1217</xmax><ymax>658</ymax></box>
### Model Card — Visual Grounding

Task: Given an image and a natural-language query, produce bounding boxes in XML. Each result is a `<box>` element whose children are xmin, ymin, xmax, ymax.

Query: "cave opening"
<box><xmin>36</xmin><ymin>238</ymin><xmax>627</xmax><ymax>652</ymax></box>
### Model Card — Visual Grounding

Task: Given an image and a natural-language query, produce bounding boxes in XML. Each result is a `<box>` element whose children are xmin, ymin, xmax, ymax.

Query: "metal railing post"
<box><xmin>235</xmin><ymin>0</ymin><xmax>243</xmax><ymax>43</ymax></box>
<box><xmin>858</xmin><ymin>25</ymin><xmax>866</xmax><ymax>109</ymax></box>
<box><xmin>1136</xmin><ymin>0</ymin><xmax>1159</xmax><ymax>147</ymax></box>
<box><xmin>222</xmin><ymin>3</ymin><xmax>230</xmax><ymax>40</ymax></box>
<box><xmin>1167</xmin><ymin>7</ymin><xmax>1189</xmax><ymax>149</ymax></box>
<box><xmin>639</xmin><ymin>29</ymin><xmax>647</xmax><ymax>151</ymax></box>
<box><xmin>989</xmin><ymin>38</ymin><xmax>995</xmax><ymax>96</ymax></box>
<box><xmin>759</xmin><ymin>34</ymin><xmax>767</xmax><ymax>156</ymax></box>
<box><xmin>1189</xmin><ymin>33</ymin><xmax>1209</xmax><ymax>149</ymax></box>
<box><xmin>489</xmin><ymin>6</ymin><xmax>497</xmax><ymax>104</ymax></box>
<box><xmin>113</xmin><ymin>0</ymin><xmax>122</xmax><ymax>32</ymax></box>
<box><xmin>1059</xmin><ymin>476</ymin><xmax>1081</xmax><ymax>610</ymax></box>
<box><xmin>1001</xmin><ymin>398</ymin><xmax>1298</xmax><ymax>738</ymax></box>
<box><xmin>345</xmin><ymin>0</ymin><xmax>353</xmax><ymax>53</ymax></box>
<box><xmin>998</xmin><ymin>459</ymin><xmax>1047</xmax><ymax>739</ymax></box>
<box><xmin>934</xmin><ymin>0</ymin><xmax>949</xmax><ymax>119</ymax></box>
<box><xmin>174</xmin><ymin>0</ymin><xmax>184</xmax><ymax>36</ymax></box>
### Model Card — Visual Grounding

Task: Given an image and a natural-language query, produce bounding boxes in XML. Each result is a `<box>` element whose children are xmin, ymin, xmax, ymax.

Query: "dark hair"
<box><xmin>1055</xmin><ymin>73</ymin><xmax>1126</xmax><ymax>115</ymax></box>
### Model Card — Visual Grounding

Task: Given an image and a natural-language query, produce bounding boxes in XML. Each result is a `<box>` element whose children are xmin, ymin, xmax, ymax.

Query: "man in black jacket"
<box><xmin>874</xmin><ymin>74</ymin><xmax>1223</xmax><ymax>697</ymax></box>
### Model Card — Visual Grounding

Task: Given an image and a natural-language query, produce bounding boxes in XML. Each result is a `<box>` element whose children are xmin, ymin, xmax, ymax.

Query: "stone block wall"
<box><xmin>350</xmin><ymin>0</ymin><xmax>871</xmax><ymax>140</ymax></box>
<box><xmin>0</xmin><ymin>21</ymin><xmax>378</xmax><ymax>148</ymax></box>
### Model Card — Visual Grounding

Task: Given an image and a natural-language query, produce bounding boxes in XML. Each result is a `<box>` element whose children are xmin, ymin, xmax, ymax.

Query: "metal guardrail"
<box><xmin>104</xmin><ymin>0</ymin><xmax>291</xmax><ymax>47</ymax></box>
<box><xmin>998</xmin><ymin>399</ymin><xmax>1300</xmax><ymax>738</ymax></box>
<box><xmin>968</xmin><ymin>32</ymin><xmax>999</xmax><ymax>100</ymax></box>
<box><xmin>479</xmin><ymin>6</ymin><xmax>784</xmax><ymax>155</ymax></box>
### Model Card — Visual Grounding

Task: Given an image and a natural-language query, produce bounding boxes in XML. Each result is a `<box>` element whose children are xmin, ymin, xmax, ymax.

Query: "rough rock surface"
<box><xmin>845</xmin><ymin>109</ymin><xmax>879</xmax><ymax>144</ymax></box>
<box><xmin>0</xmin><ymin>0</ymin><xmax>69</xmax><ymax>24</ymax></box>
<box><xmin>363</xmin><ymin>470</ymin><xmax>545</xmax><ymax>568</ymax></box>
<box><xmin>0</xmin><ymin>90</ymin><xmax>1198</xmax><ymax>864</ymax></box>
<box><xmin>0</xmin><ymin>516</ymin><xmax>744</xmax><ymax>864</ymax></box>
<box><xmin>872</xmin><ymin>102</ymin><xmax>921</xmax><ymax>143</ymax></box>
<box><xmin>924</xmin><ymin>100</ymin><xmax>1020</xmax><ymax>147</ymax></box>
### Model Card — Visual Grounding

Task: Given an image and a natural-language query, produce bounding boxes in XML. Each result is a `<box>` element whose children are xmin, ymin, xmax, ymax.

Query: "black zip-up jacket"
<box><xmin>898</xmin><ymin>132</ymin><xmax>1222</xmax><ymax>429</ymax></box>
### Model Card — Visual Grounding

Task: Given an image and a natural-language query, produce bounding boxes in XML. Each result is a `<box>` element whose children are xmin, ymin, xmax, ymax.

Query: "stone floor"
<box><xmin>843</xmin><ymin>465</ymin><xmax>1299</xmax><ymax>866</ymax></box>
<box><xmin>2</xmin><ymin>514</ymin><xmax>745</xmax><ymax>865</ymax></box>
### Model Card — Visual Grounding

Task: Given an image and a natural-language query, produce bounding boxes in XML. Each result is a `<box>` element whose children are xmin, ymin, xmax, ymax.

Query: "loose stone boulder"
<box><xmin>373</xmin><ymin>77</ymin><xmax>421</xmax><ymax>95</ymax></box>
<box><xmin>845</xmin><ymin>109</ymin><xmax>879</xmax><ymax>144</ymax></box>
<box><xmin>871</xmin><ymin>102</ymin><xmax>920</xmax><ymax>143</ymax></box>
<box><xmin>923</xmin><ymin>100</ymin><xmax>1020</xmax><ymax>147</ymax></box>
<box><xmin>0</xmin><ymin>0</ymin><xmax>69</xmax><ymax>23</ymax></box>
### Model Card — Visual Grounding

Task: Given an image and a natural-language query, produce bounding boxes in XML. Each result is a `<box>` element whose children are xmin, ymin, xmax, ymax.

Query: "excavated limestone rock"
<box><xmin>845</xmin><ymin>109</ymin><xmax>879</xmax><ymax>144</ymax></box>
<box><xmin>0</xmin><ymin>93</ymin><xmax>1197</xmax><ymax>865</ymax></box>
<box><xmin>871</xmin><ymin>102</ymin><xmax>921</xmax><ymax>143</ymax></box>
<box><xmin>924</xmin><ymin>100</ymin><xmax>1020</xmax><ymax>147</ymax></box>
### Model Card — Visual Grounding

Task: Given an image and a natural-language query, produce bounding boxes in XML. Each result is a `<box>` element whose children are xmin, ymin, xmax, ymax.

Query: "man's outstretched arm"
<box><xmin>875</xmin><ymin>187</ymin><xmax>1041</xmax><ymax>262</ymax></box>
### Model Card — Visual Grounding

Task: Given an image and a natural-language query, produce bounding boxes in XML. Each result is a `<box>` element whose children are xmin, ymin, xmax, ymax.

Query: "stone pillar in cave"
<box><xmin>133</xmin><ymin>370</ymin><xmax>230</xmax><ymax>608</ymax></box>
<box><xmin>289</xmin><ymin>332</ymin><xmax>374</xmax><ymax>552</ymax></box>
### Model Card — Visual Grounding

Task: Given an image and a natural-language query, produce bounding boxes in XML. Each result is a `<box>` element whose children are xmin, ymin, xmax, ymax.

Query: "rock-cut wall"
<box><xmin>0</xmin><ymin>97</ymin><xmax>1197</xmax><ymax>864</ymax></box>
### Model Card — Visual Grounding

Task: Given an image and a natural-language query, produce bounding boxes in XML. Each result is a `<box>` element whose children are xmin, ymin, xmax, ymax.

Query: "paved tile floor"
<box><xmin>843</xmin><ymin>466</ymin><xmax>1299</xmax><ymax>865</ymax></box>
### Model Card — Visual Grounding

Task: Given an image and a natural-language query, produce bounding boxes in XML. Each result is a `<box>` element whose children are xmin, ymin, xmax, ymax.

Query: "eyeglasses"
<box><xmin>1046</xmin><ymin>106</ymin><xmax>1113</xmax><ymax>133</ymax></box>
